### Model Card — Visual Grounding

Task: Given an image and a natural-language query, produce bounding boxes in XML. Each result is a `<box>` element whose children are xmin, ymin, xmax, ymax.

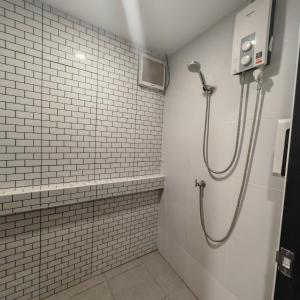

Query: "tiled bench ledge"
<box><xmin>0</xmin><ymin>174</ymin><xmax>165</xmax><ymax>216</ymax></box>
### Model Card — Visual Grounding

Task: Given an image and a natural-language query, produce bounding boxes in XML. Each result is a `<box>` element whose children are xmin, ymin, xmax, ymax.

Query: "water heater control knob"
<box><xmin>241</xmin><ymin>55</ymin><xmax>252</xmax><ymax>66</ymax></box>
<box><xmin>242</xmin><ymin>40</ymin><xmax>252</xmax><ymax>52</ymax></box>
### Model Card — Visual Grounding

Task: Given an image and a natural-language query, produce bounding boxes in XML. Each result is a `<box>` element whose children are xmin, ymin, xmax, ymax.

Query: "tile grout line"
<box><xmin>142</xmin><ymin>258</ymin><xmax>168</xmax><ymax>300</ymax></box>
<box><xmin>89</xmin><ymin>20</ymin><xmax>100</xmax><ymax>285</ymax></box>
<box><xmin>104</xmin><ymin>274</ymin><xmax>117</xmax><ymax>300</ymax></box>
<box><xmin>38</xmin><ymin>1</ymin><xmax>44</xmax><ymax>299</ymax></box>
<box><xmin>155</xmin><ymin>253</ymin><xmax>200</xmax><ymax>300</ymax></box>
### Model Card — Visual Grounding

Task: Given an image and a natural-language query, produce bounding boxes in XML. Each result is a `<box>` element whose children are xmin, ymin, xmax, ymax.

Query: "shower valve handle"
<box><xmin>195</xmin><ymin>179</ymin><xmax>206</xmax><ymax>189</ymax></box>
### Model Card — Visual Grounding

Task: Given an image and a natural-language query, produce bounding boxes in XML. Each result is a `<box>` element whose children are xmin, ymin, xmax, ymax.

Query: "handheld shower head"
<box><xmin>187</xmin><ymin>61</ymin><xmax>214</xmax><ymax>94</ymax></box>
<box><xmin>187</xmin><ymin>61</ymin><xmax>201</xmax><ymax>73</ymax></box>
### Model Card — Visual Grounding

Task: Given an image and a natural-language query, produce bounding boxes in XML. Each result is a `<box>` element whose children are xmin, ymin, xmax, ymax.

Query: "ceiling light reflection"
<box><xmin>75</xmin><ymin>52</ymin><xmax>86</xmax><ymax>60</ymax></box>
<box><xmin>121</xmin><ymin>0</ymin><xmax>145</xmax><ymax>47</ymax></box>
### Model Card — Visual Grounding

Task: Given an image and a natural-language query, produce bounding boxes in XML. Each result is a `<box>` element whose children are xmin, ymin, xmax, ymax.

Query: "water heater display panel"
<box><xmin>232</xmin><ymin>0</ymin><xmax>274</xmax><ymax>75</ymax></box>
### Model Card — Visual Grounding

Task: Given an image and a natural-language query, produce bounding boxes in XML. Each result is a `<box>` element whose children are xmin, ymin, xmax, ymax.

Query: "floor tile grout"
<box><xmin>105</xmin><ymin>260</ymin><xmax>142</xmax><ymax>280</ymax></box>
<box><xmin>104</xmin><ymin>275</ymin><xmax>117</xmax><ymax>300</ymax></box>
<box><xmin>155</xmin><ymin>252</ymin><xmax>200</xmax><ymax>300</ymax></box>
<box><xmin>143</xmin><ymin>262</ymin><xmax>167</xmax><ymax>299</ymax></box>
<box><xmin>45</xmin><ymin>251</ymin><xmax>198</xmax><ymax>300</ymax></box>
<box><xmin>144</xmin><ymin>265</ymin><xmax>167</xmax><ymax>299</ymax></box>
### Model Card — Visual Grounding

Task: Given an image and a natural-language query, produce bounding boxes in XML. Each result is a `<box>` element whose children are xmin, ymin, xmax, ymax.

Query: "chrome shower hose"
<box><xmin>198</xmin><ymin>78</ymin><xmax>264</xmax><ymax>243</ymax></box>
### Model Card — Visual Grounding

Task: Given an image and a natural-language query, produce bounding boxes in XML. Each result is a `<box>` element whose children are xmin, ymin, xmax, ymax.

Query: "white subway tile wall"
<box><xmin>0</xmin><ymin>190</ymin><xmax>160</xmax><ymax>300</ymax></box>
<box><xmin>0</xmin><ymin>0</ymin><xmax>164</xmax><ymax>189</ymax></box>
<box><xmin>0</xmin><ymin>0</ymin><xmax>164</xmax><ymax>299</ymax></box>
<box><xmin>0</xmin><ymin>0</ymin><xmax>43</xmax><ymax>189</ymax></box>
<box><xmin>0</xmin><ymin>210</ymin><xmax>41</xmax><ymax>300</ymax></box>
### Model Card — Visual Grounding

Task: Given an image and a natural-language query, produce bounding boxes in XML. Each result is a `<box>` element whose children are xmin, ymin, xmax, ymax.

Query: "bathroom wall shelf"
<box><xmin>0</xmin><ymin>174</ymin><xmax>165</xmax><ymax>216</ymax></box>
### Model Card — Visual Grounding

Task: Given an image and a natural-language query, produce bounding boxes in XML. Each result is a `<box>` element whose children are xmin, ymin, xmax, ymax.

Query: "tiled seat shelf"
<box><xmin>0</xmin><ymin>174</ymin><xmax>164</xmax><ymax>216</ymax></box>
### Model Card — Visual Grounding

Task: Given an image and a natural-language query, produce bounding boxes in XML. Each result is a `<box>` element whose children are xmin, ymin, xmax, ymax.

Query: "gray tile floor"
<box><xmin>45</xmin><ymin>251</ymin><xmax>198</xmax><ymax>300</ymax></box>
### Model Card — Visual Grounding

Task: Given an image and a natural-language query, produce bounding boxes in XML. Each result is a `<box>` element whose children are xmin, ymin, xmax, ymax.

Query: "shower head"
<box><xmin>187</xmin><ymin>60</ymin><xmax>214</xmax><ymax>94</ymax></box>
<box><xmin>187</xmin><ymin>61</ymin><xmax>201</xmax><ymax>73</ymax></box>
<box><xmin>187</xmin><ymin>61</ymin><xmax>205</xmax><ymax>85</ymax></box>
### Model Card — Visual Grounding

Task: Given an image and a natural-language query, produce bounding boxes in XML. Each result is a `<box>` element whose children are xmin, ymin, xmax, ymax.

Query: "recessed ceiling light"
<box><xmin>75</xmin><ymin>52</ymin><xmax>86</xmax><ymax>60</ymax></box>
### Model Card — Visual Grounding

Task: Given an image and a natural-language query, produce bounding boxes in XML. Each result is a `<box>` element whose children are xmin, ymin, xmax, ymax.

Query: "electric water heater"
<box><xmin>232</xmin><ymin>0</ymin><xmax>275</xmax><ymax>75</ymax></box>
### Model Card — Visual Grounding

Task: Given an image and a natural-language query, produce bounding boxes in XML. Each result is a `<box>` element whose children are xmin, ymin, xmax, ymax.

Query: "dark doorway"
<box><xmin>274</xmin><ymin>42</ymin><xmax>300</xmax><ymax>299</ymax></box>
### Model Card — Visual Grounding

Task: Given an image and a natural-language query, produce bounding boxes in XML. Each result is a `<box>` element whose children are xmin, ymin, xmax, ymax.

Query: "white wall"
<box><xmin>158</xmin><ymin>0</ymin><xmax>300</xmax><ymax>299</ymax></box>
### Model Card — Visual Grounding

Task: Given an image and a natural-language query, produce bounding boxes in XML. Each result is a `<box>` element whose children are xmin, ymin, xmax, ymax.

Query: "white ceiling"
<box><xmin>41</xmin><ymin>0</ymin><xmax>247</xmax><ymax>54</ymax></box>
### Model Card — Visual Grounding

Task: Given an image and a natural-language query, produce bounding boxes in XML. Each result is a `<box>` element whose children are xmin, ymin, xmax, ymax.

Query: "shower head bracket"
<box><xmin>203</xmin><ymin>84</ymin><xmax>215</xmax><ymax>95</ymax></box>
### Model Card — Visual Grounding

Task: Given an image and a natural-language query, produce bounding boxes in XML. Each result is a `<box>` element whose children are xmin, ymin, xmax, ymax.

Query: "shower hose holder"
<box><xmin>195</xmin><ymin>179</ymin><xmax>206</xmax><ymax>188</ymax></box>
